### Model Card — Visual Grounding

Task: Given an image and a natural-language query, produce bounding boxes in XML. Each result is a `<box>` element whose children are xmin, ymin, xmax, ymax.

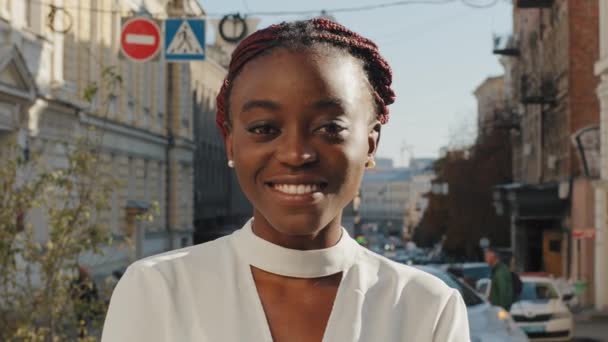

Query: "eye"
<box><xmin>247</xmin><ymin>124</ymin><xmax>279</xmax><ymax>136</ymax></box>
<box><xmin>316</xmin><ymin>122</ymin><xmax>347</xmax><ymax>137</ymax></box>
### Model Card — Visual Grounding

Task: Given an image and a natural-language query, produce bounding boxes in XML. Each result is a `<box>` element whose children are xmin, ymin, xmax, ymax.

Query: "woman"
<box><xmin>102</xmin><ymin>18</ymin><xmax>469</xmax><ymax>341</ymax></box>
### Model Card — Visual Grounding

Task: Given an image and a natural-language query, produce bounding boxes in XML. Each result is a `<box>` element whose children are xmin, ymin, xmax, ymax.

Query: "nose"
<box><xmin>275</xmin><ymin>129</ymin><xmax>317</xmax><ymax>167</ymax></box>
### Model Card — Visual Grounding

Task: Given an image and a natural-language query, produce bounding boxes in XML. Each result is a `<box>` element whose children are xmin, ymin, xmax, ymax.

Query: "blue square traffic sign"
<box><xmin>164</xmin><ymin>19</ymin><xmax>206</xmax><ymax>61</ymax></box>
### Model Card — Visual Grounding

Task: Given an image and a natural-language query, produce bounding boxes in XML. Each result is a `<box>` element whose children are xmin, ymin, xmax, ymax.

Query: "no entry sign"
<box><xmin>120</xmin><ymin>17</ymin><xmax>161</xmax><ymax>62</ymax></box>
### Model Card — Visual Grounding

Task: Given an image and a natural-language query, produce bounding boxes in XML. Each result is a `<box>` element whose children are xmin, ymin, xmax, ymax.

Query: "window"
<box><xmin>0</xmin><ymin>0</ymin><xmax>10</xmax><ymax>18</ymax></box>
<box><xmin>127</xmin><ymin>99</ymin><xmax>135</xmax><ymax>123</ymax></box>
<box><xmin>157</xmin><ymin>111</ymin><xmax>164</xmax><ymax>129</ymax></box>
<box><xmin>143</xmin><ymin>63</ymin><xmax>151</xmax><ymax>109</ymax></box>
<box><xmin>520</xmin><ymin>282</ymin><xmax>559</xmax><ymax>301</ymax></box>
<box><xmin>549</xmin><ymin>239</ymin><xmax>561</xmax><ymax>252</ymax></box>
<box><xmin>110</xmin><ymin>155</ymin><xmax>119</xmax><ymax>234</ymax></box>
<box><xmin>108</xmin><ymin>95</ymin><xmax>118</xmax><ymax>115</ymax></box>
<box><xmin>128</xmin><ymin>157</ymin><xmax>135</xmax><ymax>198</ymax></box>
<box><xmin>157</xmin><ymin>62</ymin><xmax>165</xmax><ymax>122</ymax></box>
<box><xmin>143</xmin><ymin>107</ymin><xmax>150</xmax><ymax>128</ymax></box>
<box><xmin>24</xmin><ymin>0</ymin><xmax>32</xmax><ymax>27</ymax></box>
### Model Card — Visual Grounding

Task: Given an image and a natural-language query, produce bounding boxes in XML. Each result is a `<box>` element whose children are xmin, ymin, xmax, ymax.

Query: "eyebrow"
<box><xmin>241</xmin><ymin>99</ymin><xmax>281</xmax><ymax>113</ymax></box>
<box><xmin>313</xmin><ymin>98</ymin><xmax>345</xmax><ymax>110</ymax></box>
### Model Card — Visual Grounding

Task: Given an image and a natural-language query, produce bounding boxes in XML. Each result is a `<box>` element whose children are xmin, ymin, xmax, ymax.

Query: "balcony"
<box><xmin>520</xmin><ymin>75</ymin><xmax>556</xmax><ymax>105</ymax></box>
<box><xmin>517</xmin><ymin>0</ymin><xmax>554</xmax><ymax>8</ymax></box>
<box><xmin>493</xmin><ymin>34</ymin><xmax>519</xmax><ymax>57</ymax></box>
<box><xmin>493</xmin><ymin>108</ymin><xmax>521</xmax><ymax>131</ymax></box>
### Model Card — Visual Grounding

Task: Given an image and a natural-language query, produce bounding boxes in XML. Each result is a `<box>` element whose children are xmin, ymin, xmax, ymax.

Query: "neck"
<box><xmin>251</xmin><ymin>211</ymin><xmax>343</xmax><ymax>250</ymax></box>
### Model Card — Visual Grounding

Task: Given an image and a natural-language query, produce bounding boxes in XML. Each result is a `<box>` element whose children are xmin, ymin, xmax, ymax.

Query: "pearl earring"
<box><xmin>366</xmin><ymin>159</ymin><xmax>376</xmax><ymax>169</ymax></box>
<box><xmin>228</xmin><ymin>160</ymin><xmax>235</xmax><ymax>168</ymax></box>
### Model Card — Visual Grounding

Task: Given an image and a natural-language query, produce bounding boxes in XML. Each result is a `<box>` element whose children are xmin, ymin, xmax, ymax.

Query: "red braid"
<box><xmin>216</xmin><ymin>18</ymin><xmax>396</xmax><ymax>138</ymax></box>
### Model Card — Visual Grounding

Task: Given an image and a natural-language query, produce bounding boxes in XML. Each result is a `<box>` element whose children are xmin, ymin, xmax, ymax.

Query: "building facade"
<box><xmin>594</xmin><ymin>0</ymin><xmax>608</xmax><ymax>312</ymax></box>
<box><xmin>474</xmin><ymin>75</ymin><xmax>505</xmax><ymax>137</ymax></box>
<box><xmin>191</xmin><ymin>19</ymin><xmax>256</xmax><ymax>244</ymax></box>
<box><xmin>0</xmin><ymin>0</ymin><xmax>199</xmax><ymax>279</ymax></box>
<box><xmin>494</xmin><ymin>0</ymin><xmax>599</xmax><ymax>305</ymax></box>
<box><xmin>359</xmin><ymin>158</ymin><xmax>434</xmax><ymax>238</ymax></box>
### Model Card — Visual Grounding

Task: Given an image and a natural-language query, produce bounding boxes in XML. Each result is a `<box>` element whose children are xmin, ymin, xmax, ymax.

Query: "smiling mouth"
<box><xmin>266</xmin><ymin>182</ymin><xmax>328</xmax><ymax>195</ymax></box>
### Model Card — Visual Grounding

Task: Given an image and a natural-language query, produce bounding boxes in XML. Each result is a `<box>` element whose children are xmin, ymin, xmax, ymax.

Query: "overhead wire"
<box><xmin>33</xmin><ymin>0</ymin><xmax>506</xmax><ymax>23</ymax></box>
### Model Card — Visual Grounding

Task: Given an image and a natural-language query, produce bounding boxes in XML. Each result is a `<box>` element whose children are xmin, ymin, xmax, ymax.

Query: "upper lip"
<box><xmin>264</xmin><ymin>175</ymin><xmax>328</xmax><ymax>187</ymax></box>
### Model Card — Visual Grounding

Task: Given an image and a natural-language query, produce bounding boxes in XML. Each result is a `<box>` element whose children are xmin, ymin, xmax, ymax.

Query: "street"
<box><xmin>573</xmin><ymin>315</ymin><xmax>608</xmax><ymax>342</ymax></box>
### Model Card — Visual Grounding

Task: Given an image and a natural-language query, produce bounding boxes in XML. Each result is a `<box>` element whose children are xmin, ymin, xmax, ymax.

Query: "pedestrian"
<box><xmin>102</xmin><ymin>18</ymin><xmax>469</xmax><ymax>341</ymax></box>
<box><xmin>484</xmin><ymin>247</ymin><xmax>514</xmax><ymax>310</ymax></box>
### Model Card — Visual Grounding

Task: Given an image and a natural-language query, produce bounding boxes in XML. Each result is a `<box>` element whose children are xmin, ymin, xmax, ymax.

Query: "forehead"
<box><xmin>229</xmin><ymin>47</ymin><xmax>373</xmax><ymax>114</ymax></box>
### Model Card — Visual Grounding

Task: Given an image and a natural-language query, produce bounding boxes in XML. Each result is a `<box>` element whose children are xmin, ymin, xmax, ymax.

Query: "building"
<box><xmin>0</xmin><ymin>0</ymin><xmax>200</xmax><ymax>279</ymax></box>
<box><xmin>493</xmin><ymin>0</ymin><xmax>599</xmax><ymax>305</ymax></box>
<box><xmin>191</xmin><ymin>18</ymin><xmax>258</xmax><ymax>244</ymax></box>
<box><xmin>594</xmin><ymin>0</ymin><xmax>608</xmax><ymax>312</ymax></box>
<box><xmin>473</xmin><ymin>75</ymin><xmax>505</xmax><ymax>137</ymax></box>
<box><xmin>359</xmin><ymin>158</ymin><xmax>434</xmax><ymax>238</ymax></box>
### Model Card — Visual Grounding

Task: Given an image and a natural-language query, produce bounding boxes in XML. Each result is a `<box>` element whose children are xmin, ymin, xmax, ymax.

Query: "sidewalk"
<box><xmin>573</xmin><ymin>309</ymin><xmax>608</xmax><ymax>342</ymax></box>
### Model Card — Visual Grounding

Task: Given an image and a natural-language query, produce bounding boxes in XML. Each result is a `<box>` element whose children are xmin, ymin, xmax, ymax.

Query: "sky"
<box><xmin>200</xmin><ymin>0</ymin><xmax>513</xmax><ymax>166</ymax></box>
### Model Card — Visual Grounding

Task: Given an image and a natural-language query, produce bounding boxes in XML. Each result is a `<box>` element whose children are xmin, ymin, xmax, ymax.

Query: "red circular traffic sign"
<box><xmin>120</xmin><ymin>17</ymin><xmax>161</xmax><ymax>62</ymax></box>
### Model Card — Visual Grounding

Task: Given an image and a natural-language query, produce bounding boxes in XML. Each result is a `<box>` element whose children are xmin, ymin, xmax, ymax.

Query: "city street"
<box><xmin>573</xmin><ymin>314</ymin><xmax>608</xmax><ymax>342</ymax></box>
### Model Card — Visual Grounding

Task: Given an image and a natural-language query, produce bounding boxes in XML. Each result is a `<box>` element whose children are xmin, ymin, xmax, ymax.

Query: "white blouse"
<box><xmin>102</xmin><ymin>220</ymin><xmax>470</xmax><ymax>341</ymax></box>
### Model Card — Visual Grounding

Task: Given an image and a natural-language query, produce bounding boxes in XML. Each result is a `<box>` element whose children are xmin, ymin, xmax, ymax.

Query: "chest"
<box><xmin>252</xmin><ymin>268</ymin><xmax>341</xmax><ymax>342</ymax></box>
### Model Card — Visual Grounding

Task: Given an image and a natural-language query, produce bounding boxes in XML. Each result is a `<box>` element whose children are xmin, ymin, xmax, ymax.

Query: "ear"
<box><xmin>367</xmin><ymin>120</ymin><xmax>381</xmax><ymax>157</ymax></box>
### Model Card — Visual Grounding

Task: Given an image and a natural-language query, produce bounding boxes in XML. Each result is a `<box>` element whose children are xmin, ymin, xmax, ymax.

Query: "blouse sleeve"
<box><xmin>101</xmin><ymin>263</ymin><xmax>169</xmax><ymax>342</ymax></box>
<box><xmin>433</xmin><ymin>289</ymin><xmax>470</xmax><ymax>342</ymax></box>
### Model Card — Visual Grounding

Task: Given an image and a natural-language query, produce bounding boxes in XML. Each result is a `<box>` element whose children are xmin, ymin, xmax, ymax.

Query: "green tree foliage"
<box><xmin>0</xmin><ymin>66</ymin><xmax>134</xmax><ymax>340</ymax></box>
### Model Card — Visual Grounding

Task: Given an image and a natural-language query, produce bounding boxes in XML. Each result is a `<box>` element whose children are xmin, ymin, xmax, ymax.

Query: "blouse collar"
<box><xmin>232</xmin><ymin>219</ymin><xmax>359</xmax><ymax>278</ymax></box>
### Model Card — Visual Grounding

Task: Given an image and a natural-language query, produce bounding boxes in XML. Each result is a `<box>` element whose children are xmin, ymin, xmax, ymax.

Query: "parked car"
<box><xmin>417</xmin><ymin>266</ymin><xmax>528</xmax><ymax>342</ymax></box>
<box><xmin>447</xmin><ymin>262</ymin><xmax>492</xmax><ymax>288</ymax></box>
<box><xmin>510</xmin><ymin>275</ymin><xmax>574</xmax><ymax>341</ymax></box>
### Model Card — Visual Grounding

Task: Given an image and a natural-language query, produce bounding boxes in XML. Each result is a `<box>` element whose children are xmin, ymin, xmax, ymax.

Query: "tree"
<box><xmin>415</xmin><ymin>128</ymin><xmax>513</xmax><ymax>259</ymax></box>
<box><xmin>0</xmin><ymin>67</ymin><xmax>153</xmax><ymax>340</ymax></box>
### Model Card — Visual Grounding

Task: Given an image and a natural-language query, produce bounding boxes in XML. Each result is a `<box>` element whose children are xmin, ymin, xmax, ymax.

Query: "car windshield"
<box><xmin>422</xmin><ymin>267</ymin><xmax>485</xmax><ymax>307</ymax></box>
<box><xmin>520</xmin><ymin>281</ymin><xmax>559</xmax><ymax>301</ymax></box>
<box><xmin>462</xmin><ymin>266</ymin><xmax>491</xmax><ymax>281</ymax></box>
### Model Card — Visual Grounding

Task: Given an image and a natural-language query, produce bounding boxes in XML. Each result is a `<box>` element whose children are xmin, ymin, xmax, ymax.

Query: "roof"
<box><xmin>362</xmin><ymin>168</ymin><xmax>413</xmax><ymax>183</ymax></box>
<box><xmin>520</xmin><ymin>275</ymin><xmax>556</xmax><ymax>283</ymax></box>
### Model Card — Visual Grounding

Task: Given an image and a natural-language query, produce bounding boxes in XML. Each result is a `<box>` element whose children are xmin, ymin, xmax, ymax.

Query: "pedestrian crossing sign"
<box><xmin>164</xmin><ymin>19</ymin><xmax>206</xmax><ymax>61</ymax></box>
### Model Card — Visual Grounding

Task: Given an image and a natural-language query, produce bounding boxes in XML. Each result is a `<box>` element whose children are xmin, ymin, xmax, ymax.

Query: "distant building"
<box><xmin>359</xmin><ymin>158</ymin><xmax>434</xmax><ymax>238</ymax></box>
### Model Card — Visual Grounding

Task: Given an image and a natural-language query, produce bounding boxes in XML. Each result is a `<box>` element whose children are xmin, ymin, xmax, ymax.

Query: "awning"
<box><xmin>494</xmin><ymin>182</ymin><xmax>569</xmax><ymax>221</ymax></box>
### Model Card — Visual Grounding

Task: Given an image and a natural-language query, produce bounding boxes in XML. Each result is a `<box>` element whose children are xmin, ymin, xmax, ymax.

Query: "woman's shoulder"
<box><xmin>357</xmin><ymin>247</ymin><xmax>455</xmax><ymax>298</ymax></box>
<box><xmin>123</xmin><ymin>234</ymin><xmax>235</xmax><ymax>283</ymax></box>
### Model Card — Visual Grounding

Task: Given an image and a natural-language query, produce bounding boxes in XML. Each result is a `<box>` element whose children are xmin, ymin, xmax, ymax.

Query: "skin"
<box><xmin>226</xmin><ymin>46</ymin><xmax>380</xmax><ymax>250</ymax></box>
<box><xmin>224</xmin><ymin>46</ymin><xmax>381</xmax><ymax>341</ymax></box>
<box><xmin>484</xmin><ymin>250</ymin><xmax>499</xmax><ymax>267</ymax></box>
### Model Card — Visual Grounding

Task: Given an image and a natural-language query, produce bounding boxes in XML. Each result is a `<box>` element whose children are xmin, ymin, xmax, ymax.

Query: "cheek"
<box><xmin>329</xmin><ymin>125</ymin><xmax>370</xmax><ymax>186</ymax></box>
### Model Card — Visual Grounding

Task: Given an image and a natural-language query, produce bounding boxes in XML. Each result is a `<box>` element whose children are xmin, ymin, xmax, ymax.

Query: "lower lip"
<box><xmin>265</xmin><ymin>185</ymin><xmax>325</xmax><ymax>205</ymax></box>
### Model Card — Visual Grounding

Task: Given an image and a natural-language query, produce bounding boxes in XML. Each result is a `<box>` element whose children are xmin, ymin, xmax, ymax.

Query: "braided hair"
<box><xmin>216</xmin><ymin>18</ymin><xmax>396</xmax><ymax>138</ymax></box>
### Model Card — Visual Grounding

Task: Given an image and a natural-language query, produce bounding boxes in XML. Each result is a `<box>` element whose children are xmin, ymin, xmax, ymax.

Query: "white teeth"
<box><xmin>272</xmin><ymin>184</ymin><xmax>320</xmax><ymax>195</ymax></box>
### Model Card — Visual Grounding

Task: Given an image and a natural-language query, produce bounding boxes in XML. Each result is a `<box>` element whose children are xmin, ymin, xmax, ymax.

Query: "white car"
<box><xmin>418</xmin><ymin>266</ymin><xmax>529</xmax><ymax>342</ymax></box>
<box><xmin>509</xmin><ymin>275</ymin><xmax>574</xmax><ymax>341</ymax></box>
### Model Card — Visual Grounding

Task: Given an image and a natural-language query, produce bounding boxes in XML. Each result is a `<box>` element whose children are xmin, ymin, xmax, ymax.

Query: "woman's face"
<box><xmin>227</xmin><ymin>47</ymin><xmax>379</xmax><ymax>238</ymax></box>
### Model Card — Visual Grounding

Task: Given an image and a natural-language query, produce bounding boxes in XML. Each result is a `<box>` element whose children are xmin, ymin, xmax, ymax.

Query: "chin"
<box><xmin>269</xmin><ymin>214</ymin><xmax>329</xmax><ymax>237</ymax></box>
